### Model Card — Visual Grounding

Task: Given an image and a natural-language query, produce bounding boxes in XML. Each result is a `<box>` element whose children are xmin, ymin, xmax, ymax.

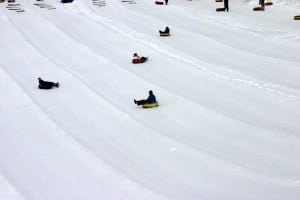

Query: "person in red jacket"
<box><xmin>132</xmin><ymin>53</ymin><xmax>147</xmax><ymax>62</ymax></box>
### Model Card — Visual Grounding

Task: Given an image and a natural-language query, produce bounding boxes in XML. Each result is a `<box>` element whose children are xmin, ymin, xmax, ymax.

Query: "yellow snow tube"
<box><xmin>294</xmin><ymin>15</ymin><xmax>300</xmax><ymax>20</ymax></box>
<box><xmin>0</xmin><ymin>0</ymin><xmax>5</xmax><ymax>3</ymax></box>
<box><xmin>142</xmin><ymin>102</ymin><xmax>159</xmax><ymax>108</ymax></box>
<box><xmin>160</xmin><ymin>32</ymin><xmax>170</xmax><ymax>37</ymax></box>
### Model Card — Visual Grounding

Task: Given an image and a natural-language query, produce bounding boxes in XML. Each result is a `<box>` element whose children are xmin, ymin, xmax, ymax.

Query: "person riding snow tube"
<box><xmin>159</xmin><ymin>27</ymin><xmax>170</xmax><ymax>36</ymax></box>
<box><xmin>38</xmin><ymin>77</ymin><xmax>59</xmax><ymax>89</ymax></box>
<box><xmin>134</xmin><ymin>90</ymin><xmax>159</xmax><ymax>108</ymax></box>
<box><xmin>132</xmin><ymin>53</ymin><xmax>148</xmax><ymax>64</ymax></box>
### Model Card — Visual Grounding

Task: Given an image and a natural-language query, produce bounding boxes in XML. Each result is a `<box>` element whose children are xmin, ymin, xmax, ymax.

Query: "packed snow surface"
<box><xmin>0</xmin><ymin>0</ymin><xmax>300</xmax><ymax>199</ymax></box>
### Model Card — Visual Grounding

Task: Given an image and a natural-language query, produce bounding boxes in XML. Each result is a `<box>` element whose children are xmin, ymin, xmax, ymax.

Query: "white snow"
<box><xmin>0</xmin><ymin>0</ymin><xmax>300</xmax><ymax>199</ymax></box>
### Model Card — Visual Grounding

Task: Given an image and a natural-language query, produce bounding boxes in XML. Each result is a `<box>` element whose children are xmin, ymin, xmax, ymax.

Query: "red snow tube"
<box><xmin>215</xmin><ymin>0</ymin><xmax>223</xmax><ymax>2</ymax></box>
<box><xmin>264</xmin><ymin>2</ymin><xmax>273</xmax><ymax>6</ymax></box>
<box><xmin>155</xmin><ymin>1</ymin><xmax>163</xmax><ymax>5</ymax></box>
<box><xmin>132</xmin><ymin>57</ymin><xmax>147</xmax><ymax>64</ymax></box>
<box><xmin>253</xmin><ymin>7</ymin><xmax>263</xmax><ymax>11</ymax></box>
<box><xmin>38</xmin><ymin>85</ymin><xmax>53</xmax><ymax>89</ymax></box>
<box><xmin>216</xmin><ymin>7</ymin><xmax>226</xmax><ymax>12</ymax></box>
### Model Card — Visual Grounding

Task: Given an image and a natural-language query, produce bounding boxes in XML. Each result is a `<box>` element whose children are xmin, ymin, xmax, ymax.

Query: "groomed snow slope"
<box><xmin>0</xmin><ymin>0</ymin><xmax>300</xmax><ymax>199</ymax></box>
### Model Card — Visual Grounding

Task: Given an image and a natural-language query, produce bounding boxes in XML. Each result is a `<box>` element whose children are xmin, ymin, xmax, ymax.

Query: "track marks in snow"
<box><xmin>184</xmin><ymin>10</ymin><xmax>300</xmax><ymax>43</ymax></box>
<box><xmin>2</xmin><ymin>10</ymin><xmax>241</xmax><ymax>173</ymax></box>
<box><xmin>25</xmin><ymin>4</ymin><xmax>300</xmax><ymax>136</ymax></box>
<box><xmin>0</xmin><ymin>68</ymin><xmax>175</xmax><ymax>200</ymax></box>
<box><xmin>0</xmin><ymin>171</ymin><xmax>25</xmax><ymax>200</ymax></box>
<box><xmin>110</xmin><ymin>0</ymin><xmax>300</xmax><ymax>89</ymax></box>
<box><xmin>74</xmin><ymin>1</ymin><xmax>299</xmax><ymax>101</ymax></box>
<box><xmin>2</xmin><ymin>12</ymin><xmax>269</xmax><ymax>199</ymax></box>
<box><xmin>2</xmin><ymin>1</ymin><xmax>300</xmax><ymax>199</ymax></box>
<box><xmin>40</xmin><ymin>0</ymin><xmax>299</xmax><ymax>98</ymax></box>
<box><xmin>3</xmin><ymin>6</ymin><xmax>294</xmax><ymax>184</ymax></box>
<box><xmin>0</xmin><ymin>17</ymin><xmax>188</xmax><ymax>198</ymax></box>
<box><xmin>6</xmin><ymin>3</ymin><xmax>300</xmax><ymax>181</ymax></box>
<box><xmin>25</xmin><ymin>2</ymin><xmax>300</xmax><ymax>137</ymax></box>
<box><xmin>169</xmin><ymin>0</ymin><xmax>300</xmax><ymax>43</ymax></box>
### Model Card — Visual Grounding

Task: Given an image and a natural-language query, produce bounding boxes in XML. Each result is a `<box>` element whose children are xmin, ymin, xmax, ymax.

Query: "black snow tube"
<box><xmin>61</xmin><ymin>0</ymin><xmax>73</xmax><ymax>3</ymax></box>
<box><xmin>38</xmin><ymin>84</ymin><xmax>53</xmax><ymax>89</ymax></box>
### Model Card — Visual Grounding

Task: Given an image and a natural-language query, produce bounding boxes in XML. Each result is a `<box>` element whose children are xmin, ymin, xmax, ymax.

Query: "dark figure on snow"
<box><xmin>61</xmin><ymin>0</ymin><xmax>73</xmax><ymax>3</ymax></box>
<box><xmin>38</xmin><ymin>77</ymin><xmax>59</xmax><ymax>89</ymax></box>
<box><xmin>224</xmin><ymin>0</ymin><xmax>229</xmax><ymax>12</ymax></box>
<box><xmin>165</xmin><ymin>0</ymin><xmax>168</xmax><ymax>5</ymax></box>
<box><xmin>259</xmin><ymin>0</ymin><xmax>265</xmax><ymax>10</ymax></box>
<box><xmin>134</xmin><ymin>90</ymin><xmax>157</xmax><ymax>106</ymax></box>
<box><xmin>159</xmin><ymin>27</ymin><xmax>170</xmax><ymax>34</ymax></box>
<box><xmin>133</xmin><ymin>53</ymin><xmax>147</xmax><ymax>62</ymax></box>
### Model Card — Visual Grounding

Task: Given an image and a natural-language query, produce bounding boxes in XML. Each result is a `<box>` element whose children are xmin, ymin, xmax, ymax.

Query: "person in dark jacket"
<box><xmin>159</xmin><ymin>27</ymin><xmax>170</xmax><ymax>34</ymax></box>
<box><xmin>133</xmin><ymin>53</ymin><xmax>140</xmax><ymax>59</ymax></box>
<box><xmin>134</xmin><ymin>90</ymin><xmax>157</xmax><ymax>106</ymax></box>
<box><xmin>259</xmin><ymin>0</ymin><xmax>265</xmax><ymax>10</ymax></box>
<box><xmin>224</xmin><ymin>0</ymin><xmax>229</xmax><ymax>11</ymax></box>
<box><xmin>38</xmin><ymin>77</ymin><xmax>59</xmax><ymax>89</ymax></box>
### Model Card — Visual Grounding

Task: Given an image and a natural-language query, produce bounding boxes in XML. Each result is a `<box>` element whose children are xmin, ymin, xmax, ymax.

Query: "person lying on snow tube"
<box><xmin>38</xmin><ymin>77</ymin><xmax>59</xmax><ymax>89</ymax></box>
<box><xmin>134</xmin><ymin>90</ymin><xmax>159</xmax><ymax>108</ymax></box>
<box><xmin>132</xmin><ymin>53</ymin><xmax>148</xmax><ymax>63</ymax></box>
<box><xmin>159</xmin><ymin>26</ymin><xmax>170</xmax><ymax>36</ymax></box>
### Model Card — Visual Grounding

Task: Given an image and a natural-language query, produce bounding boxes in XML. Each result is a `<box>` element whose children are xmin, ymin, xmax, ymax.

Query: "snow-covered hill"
<box><xmin>1</xmin><ymin>0</ymin><xmax>300</xmax><ymax>199</ymax></box>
